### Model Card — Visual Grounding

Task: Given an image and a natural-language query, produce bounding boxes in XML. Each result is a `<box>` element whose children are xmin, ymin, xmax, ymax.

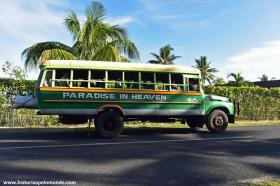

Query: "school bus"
<box><xmin>13</xmin><ymin>60</ymin><xmax>236</xmax><ymax>138</ymax></box>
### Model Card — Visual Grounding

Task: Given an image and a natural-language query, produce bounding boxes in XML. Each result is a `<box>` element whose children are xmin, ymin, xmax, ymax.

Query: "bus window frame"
<box><xmin>90</xmin><ymin>70</ymin><xmax>106</xmax><ymax>89</ymax></box>
<box><xmin>155</xmin><ymin>72</ymin><xmax>170</xmax><ymax>91</ymax></box>
<box><xmin>71</xmin><ymin>69</ymin><xmax>89</xmax><ymax>88</ymax></box>
<box><xmin>40</xmin><ymin>69</ymin><xmax>54</xmax><ymax>88</ymax></box>
<box><xmin>170</xmin><ymin>73</ymin><xmax>184</xmax><ymax>91</ymax></box>
<box><xmin>183</xmin><ymin>74</ymin><xmax>201</xmax><ymax>92</ymax></box>
<box><xmin>39</xmin><ymin>68</ymin><xmax>201</xmax><ymax>92</ymax></box>
<box><xmin>123</xmin><ymin>71</ymin><xmax>140</xmax><ymax>90</ymax></box>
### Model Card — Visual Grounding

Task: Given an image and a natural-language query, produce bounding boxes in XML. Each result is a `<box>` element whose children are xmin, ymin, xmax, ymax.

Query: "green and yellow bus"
<box><xmin>13</xmin><ymin>60</ymin><xmax>237</xmax><ymax>138</ymax></box>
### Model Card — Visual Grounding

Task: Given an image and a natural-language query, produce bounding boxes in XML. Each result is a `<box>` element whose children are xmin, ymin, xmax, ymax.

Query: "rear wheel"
<box><xmin>206</xmin><ymin>110</ymin><xmax>228</xmax><ymax>133</ymax></box>
<box><xmin>94</xmin><ymin>111</ymin><xmax>124</xmax><ymax>138</ymax></box>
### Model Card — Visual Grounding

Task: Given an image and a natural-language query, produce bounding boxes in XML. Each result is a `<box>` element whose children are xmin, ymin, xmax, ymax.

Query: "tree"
<box><xmin>258</xmin><ymin>74</ymin><xmax>276</xmax><ymax>81</ymax></box>
<box><xmin>192</xmin><ymin>56</ymin><xmax>218</xmax><ymax>85</ymax></box>
<box><xmin>227</xmin><ymin>72</ymin><xmax>251</xmax><ymax>86</ymax></box>
<box><xmin>1</xmin><ymin>61</ymin><xmax>26</xmax><ymax>80</ymax></box>
<box><xmin>22</xmin><ymin>1</ymin><xmax>139</xmax><ymax>69</ymax></box>
<box><xmin>213</xmin><ymin>77</ymin><xmax>226</xmax><ymax>85</ymax></box>
<box><xmin>148</xmin><ymin>44</ymin><xmax>180</xmax><ymax>65</ymax></box>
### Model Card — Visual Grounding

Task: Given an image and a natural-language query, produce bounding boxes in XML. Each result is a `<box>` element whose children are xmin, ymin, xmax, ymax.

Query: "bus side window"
<box><xmin>55</xmin><ymin>70</ymin><xmax>71</xmax><ymax>87</ymax></box>
<box><xmin>189</xmin><ymin>78</ymin><xmax>200</xmax><ymax>91</ymax></box>
<box><xmin>91</xmin><ymin>70</ymin><xmax>105</xmax><ymax>88</ymax></box>
<box><xmin>171</xmin><ymin>74</ymin><xmax>183</xmax><ymax>91</ymax></box>
<box><xmin>141</xmin><ymin>72</ymin><xmax>154</xmax><ymax>90</ymax></box>
<box><xmin>73</xmin><ymin>70</ymin><xmax>88</xmax><ymax>87</ymax></box>
<box><xmin>125</xmin><ymin>71</ymin><xmax>139</xmax><ymax>89</ymax></box>
<box><xmin>155</xmin><ymin>73</ymin><xmax>169</xmax><ymax>90</ymax></box>
<box><xmin>42</xmin><ymin>70</ymin><xmax>53</xmax><ymax>87</ymax></box>
<box><xmin>108</xmin><ymin>71</ymin><xmax>123</xmax><ymax>89</ymax></box>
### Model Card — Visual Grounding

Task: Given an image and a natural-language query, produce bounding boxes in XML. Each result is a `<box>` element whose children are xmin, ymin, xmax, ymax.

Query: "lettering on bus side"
<box><xmin>62</xmin><ymin>92</ymin><xmax>167</xmax><ymax>101</ymax></box>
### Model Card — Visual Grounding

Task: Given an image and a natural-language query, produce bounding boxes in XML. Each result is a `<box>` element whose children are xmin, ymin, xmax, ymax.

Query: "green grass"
<box><xmin>233</xmin><ymin>120</ymin><xmax>280</xmax><ymax>127</ymax></box>
<box><xmin>243</xmin><ymin>179</ymin><xmax>280</xmax><ymax>186</ymax></box>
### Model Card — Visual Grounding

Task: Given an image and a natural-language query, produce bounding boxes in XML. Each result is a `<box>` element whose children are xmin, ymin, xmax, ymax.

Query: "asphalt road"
<box><xmin>0</xmin><ymin>126</ymin><xmax>279</xmax><ymax>186</ymax></box>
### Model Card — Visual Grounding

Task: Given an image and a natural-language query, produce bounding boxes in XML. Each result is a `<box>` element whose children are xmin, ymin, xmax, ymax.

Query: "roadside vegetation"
<box><xmin>244</xmin><ymin>179</ymin><xmax>280</xmax><ymax>186</ymax></box>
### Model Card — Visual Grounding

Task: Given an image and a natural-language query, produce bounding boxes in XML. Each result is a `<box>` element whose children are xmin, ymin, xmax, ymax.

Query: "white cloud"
<box><xmin>0</xmin><ymin>0</ymin><xmax>68</xmax><ymax>41</ymax></box>
<box><xmin>0</xmin><ymin>0</ymin><xmax>72</xmax><ymax>79</ymax></box>
<box><xmin>106</xmin><ymin>16</ymin><xmax>135</xmax><ymax>26</ymax></box>
<box><xmin>221</xmin><ymin>40</ymin><xmax>280</xmax><ymax>81</ymax></box>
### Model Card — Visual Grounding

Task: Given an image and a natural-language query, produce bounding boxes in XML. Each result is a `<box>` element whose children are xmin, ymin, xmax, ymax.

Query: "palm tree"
<box><xmin>227</xmin><ymin>72</ymin><xmax>250</xmax><ymax>86</ymax></box>
<box><xmin>148</xmin><ymin>44</ymin><xmax>180</xmax><ymax>65</ymax></box>
<box><xmin>258</xmin><ymin>74</ymin><xmax>276</xmax><ymax>81</ymax></box>
<box><xmin>213</xmin><ymin>77</ymin><xmax>226</xmax><ymax>85</ymax></box>
<box><xmin>192</xmin><ymin>56</ymin><xmax>218</xmax><ymax>85</ymax></box>
<box><xmin>22</xmin><ymin>1</ymin><xmax>139</xmax><ymax>69</ymax></box>
<box><xmin>258</xmin><ymin>74</ymin><xmax>268</xmax><ymax>81</ymax></box>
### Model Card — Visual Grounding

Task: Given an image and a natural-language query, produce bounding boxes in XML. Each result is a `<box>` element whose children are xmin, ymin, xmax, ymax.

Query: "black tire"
<box><xmin>206</xmin><ymin>110</ymin><xmax>228</xmax><ymax>133</ymax></box>
<box><xmin>187</xmin><ymin>122</ymin><xmax>198</xmax><ymax>129</ymax></box>
<box><xmin>187</xmin><ymin>118</ymin><xmax>204</xmax><ymax>129</ymax></box>
<box><xmin>94</xmin><ymin>111</ymin><xmax>124</xmax><ymax>138</ymax></box>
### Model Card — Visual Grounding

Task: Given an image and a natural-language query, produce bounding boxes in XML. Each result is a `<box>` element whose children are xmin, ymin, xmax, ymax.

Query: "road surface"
<box><xmin>0</xmin><ymin>126</ymin><xmax>279</xmax><ymax>185</ymax></box>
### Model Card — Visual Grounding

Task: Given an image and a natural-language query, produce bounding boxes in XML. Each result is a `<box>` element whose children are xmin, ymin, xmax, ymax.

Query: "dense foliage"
<box><xmin>0</xmin><ymin>78</ymin><xmax>36</xmax><ymax>96</ymax></box>
<box><xmin>0</xmin><ymin>78</ymin><xmax>57</xmax><ymax>127</ymax></box>
<box><xmin>205</xmin><ymin>86</ymin><xmax>280</xmax><ymax>120</ymax></box>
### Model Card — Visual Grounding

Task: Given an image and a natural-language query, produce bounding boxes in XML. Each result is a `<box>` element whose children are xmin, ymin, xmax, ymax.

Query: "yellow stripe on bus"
<box><xmin>43</xmin><ymin>100</ymin><xmax>202</xmax><ymax>105</ymax></box>
<box><xmin>39</xmin><ymin>87</ymin><xmax>202</xmax><ymax>95</ymax></box>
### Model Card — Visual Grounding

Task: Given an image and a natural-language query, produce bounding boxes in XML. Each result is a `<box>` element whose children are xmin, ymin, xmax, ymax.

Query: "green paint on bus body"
<box><xmin>35</xmin><ymin>60</ymin><xmax>235</xmax><ymax>119</ymax></box>
<box><xmin>37</xmin><ymin>90</ymin><xmax>204</xmax><ymax>110</ymax></box>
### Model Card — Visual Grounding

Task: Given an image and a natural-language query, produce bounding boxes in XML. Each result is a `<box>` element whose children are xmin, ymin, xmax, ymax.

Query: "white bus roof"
<box><xmin>41</xmin><ymin>60</ymin><xmax>200</xmax><ymax>74</ymax></box>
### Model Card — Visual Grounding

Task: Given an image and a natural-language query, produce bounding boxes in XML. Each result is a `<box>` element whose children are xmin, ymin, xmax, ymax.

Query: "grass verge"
<box><xmin>241</xmin><ymin>178</ymin><xmax>280</xmax><ymax>186</ymax></box>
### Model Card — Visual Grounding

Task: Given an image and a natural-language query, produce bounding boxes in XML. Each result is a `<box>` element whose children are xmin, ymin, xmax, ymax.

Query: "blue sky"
<box><xmin>0</xmin><ymin>0</ymin><xmax>280</xmax><ymax>81</ymax></box>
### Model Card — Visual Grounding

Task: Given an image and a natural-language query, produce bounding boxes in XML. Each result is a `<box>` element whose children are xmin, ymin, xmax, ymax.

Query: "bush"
<box><xmin>0</xmin><ymin>78</ymin><xmax>58</xmax><ymax>127</ymax></box>
<box><xmin>205</xmin><ymin>86</ymin><xmax>280</xmax><ymax>120</ymax></box>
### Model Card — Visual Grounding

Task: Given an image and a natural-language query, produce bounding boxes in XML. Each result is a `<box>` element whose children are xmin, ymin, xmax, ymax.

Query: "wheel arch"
<box><xmin>206</xmin><ymin>106</ymin><xmax>230</xmax><ymax>117</ymax></box>
<box><xmin>95</xmin><ymin>105</ymin><xmax>125</xmax><ymax>117</ymax></box>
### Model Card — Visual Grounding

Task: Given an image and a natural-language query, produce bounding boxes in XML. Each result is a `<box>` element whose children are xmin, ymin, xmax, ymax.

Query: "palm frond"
<box><xmin>40</xmin><ymin>49</ymin><xmax>76</xmax><ymax>62</ymax></box>
<box><xmin>92</xmin><ymin>44</ymin><xmax>121</xmax><ymax>61</ymax></box>
<box><xmin>86</xmin><ymin>1</ymin><xmax>105</xmax><ymax>22</ymax></box>
<box><xmin>65</xmin><ymin>11</ymin><xmax>81</xmax><ymax>41</ymax></box>
<box><xmin>22</xmin><ymin>42</ymin><xmax>73</xmax><ymax>69</ymax></box>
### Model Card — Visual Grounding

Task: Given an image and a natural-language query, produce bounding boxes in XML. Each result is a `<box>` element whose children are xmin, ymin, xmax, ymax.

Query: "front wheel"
<box><xmin>94</xmin><ymin>111</ymin><xmax>124</xmax><ymax>138</ymax></box>
<box><xmin>206</xmin><ymin>110</ymin><xmax>228</xmax><ymax>133</ymax></box>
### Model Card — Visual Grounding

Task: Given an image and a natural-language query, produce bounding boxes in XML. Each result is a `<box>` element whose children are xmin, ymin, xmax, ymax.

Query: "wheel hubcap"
<box><xmin>103</xmin><ymin>120</ymin><xmax>116</xmax><ymax>131</ymax></box>
<box><xmin>214</xmin><ymin>116</ymin><xmax>224</xmax><ymax>127</ymax></box>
